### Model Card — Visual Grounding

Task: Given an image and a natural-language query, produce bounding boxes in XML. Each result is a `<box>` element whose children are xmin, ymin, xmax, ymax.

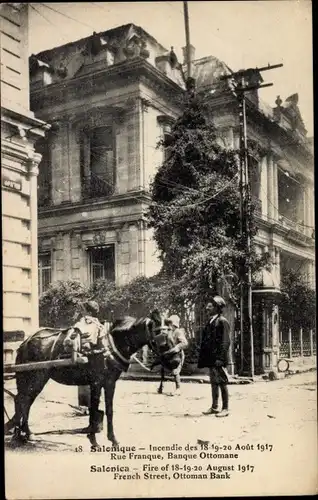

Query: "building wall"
<box><xmin>1</xmin><ymin>5</ymin><xmax>48</xmax><ymax>359</ymax></box>
<box><xmin>143</xmin><ymin>105</ymin><xmax>165</xmax><ymax>189</ymax></box>
<box><xmin>0</xmin><ymin>4</ymin><xmax>29</xmax><ymax>112</ymax></box>
<box><xmin>38</xmin><ymin>220</ymin><xmax>157</xmax><ymax>287</ymax></box>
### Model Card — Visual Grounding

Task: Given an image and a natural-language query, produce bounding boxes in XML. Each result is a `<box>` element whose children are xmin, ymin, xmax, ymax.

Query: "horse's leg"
<box><xmin>157</xmin><ymin>365</ymin><xmax>165</xmax><ymax>394</ymax></box>
<box><xmin>4</xmin><ymin>389</ymin><xmax>18</xmax><ymax>435</ymax></box>
<box><xmin>104</xmin><ymin>377</ymin><xmax>118</xmax><ymax>446</ymax></box>
<box><xmin>86</xmin><ymin>382</ymin><xmax>102</xmax><ymax>448</ymax></box>
<box><xmin>13</xmin><ymin>371</ymin><xmax>50</xmax><ymax>441</ymax></box>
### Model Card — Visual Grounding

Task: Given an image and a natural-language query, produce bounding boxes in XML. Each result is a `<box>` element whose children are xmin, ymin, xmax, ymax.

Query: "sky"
<box><xmin>28</xmin><ymin>1</ymin><xmax>313</xmax><ymax>135</ymax></box>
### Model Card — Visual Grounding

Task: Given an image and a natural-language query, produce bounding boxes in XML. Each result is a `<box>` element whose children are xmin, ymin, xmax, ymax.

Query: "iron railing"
<box><xmin>82</xmin><ymin>172</ymin><xmax>115</xmax><ymax>199</ymax></box>
<box><xmin>278</xmin><ymin>214</ymin><xmax>306</xmax><ymax>234</ymax></box>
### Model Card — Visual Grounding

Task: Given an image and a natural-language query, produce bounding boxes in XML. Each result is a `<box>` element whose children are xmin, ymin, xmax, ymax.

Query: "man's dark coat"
<box><xmin>197</xmin><ymin>314</ymin><xmax>231</xmax><ymax>369</ymax></box>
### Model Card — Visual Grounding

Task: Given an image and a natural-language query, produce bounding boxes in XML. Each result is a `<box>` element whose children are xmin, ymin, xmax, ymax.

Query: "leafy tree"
<box><xmin>39</xmin><ymin>279</ymin><xmax>88</xmax><ymax>328</ymax></box>
<box><xmin>148</xmin><ymin>94</ymin><xmax>265</xmax><ymax>306</ymax></box>
<box><xmin>39</xmin><ymin>276</ymin><xmax>184</xmax><ymax>328</ymax></box>
<box><xmin>280</xmin><ymin>269</ymin><xmax>316</xmax><ymax>331</ymax></box>
<box><xmin>87</xmin><ymin>275</ymin><xmax>180</xmax><ymax>321</ymax></box>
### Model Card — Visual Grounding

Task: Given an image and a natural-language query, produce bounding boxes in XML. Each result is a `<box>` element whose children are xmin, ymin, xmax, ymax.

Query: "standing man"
<box><xmin>198</xmin><ymin>296</ymin><xmax>231</xmax><ymax>417</ymax></box>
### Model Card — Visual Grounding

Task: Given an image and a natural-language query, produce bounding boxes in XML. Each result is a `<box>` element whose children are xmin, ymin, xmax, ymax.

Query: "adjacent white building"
<box><xmin>1</xmin><ymin>4</ymin><xmax>48</xmax><ymax>361</ymax></box>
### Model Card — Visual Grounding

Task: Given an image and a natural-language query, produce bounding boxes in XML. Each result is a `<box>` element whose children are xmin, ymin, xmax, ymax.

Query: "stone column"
<box><xmin>69</xmin><ymin>122</ymin><xmax>81</xmax><ymax>203</ymax></box>
<box><xmin>272</xmin><ymin>158</ymin><xmax>279</xmax><ymax>221</ymax></box>
<box><xmin>137</xmin><ymin>219</ymin><xmax>146</xmax><ymax>276</ymax></box>
<box><xmin>28</xmin><ymin>154</ymin><xmax>41</xmax><ymax>331</ymax></box>
<box><xmin>128</xmin><ymin>223</ymin><xmax>139</xmax><ymax>280</ymax></box>
<box><xmin>127</xmin><ymin>99</ymin><xmax>141</xmax><ymax>192</ymax></box>
<box><xmin>63</xmin><ymin>233</ymin><xmax>72</xmax><ymax>280</ymax></box>
<box><xmin>51</xmin><ymin>121</ymin><xmax>69</xmax><ymax>204</ymax></box>
<box><xmin>306</xmin><ymin>184</ymin><xmax>314</xmax><ymax>236</ymax></box>
<box><xmin>139</xmin><ymin>99</ymin><xmax>149</xmax><ymax>190</ymax></box>
<box><xmin>307</xmin><ymin>260</ymin><xmax>315</xmax><ymax>290</ymax></box>
<box><xmin>274</xmin><ymin>247</ymin><xmax>280</xmax><ymax>289</ymax></box>
<box><xmin>271</xmin><ymin>304</ymin><xmax>279</xmax><ymax>371</ymax></box>
<box><xmin>310</xmin><ymin>186</ymin><xmax>315</xmax><ymax>228</ymax></box>
<box><xmin>54</xmin><ymin>233</ymin><xmax>65</xmax><ymax>281</ymax></box>
<box><xmin>260</xmin><ymin>156</ymin><xmax>268</xmax><ymax>218</ymax></box>
<box><xmin>267</xmin><ymin>153</ymin><xmax>274</xmax><ymax>221</ymax></box>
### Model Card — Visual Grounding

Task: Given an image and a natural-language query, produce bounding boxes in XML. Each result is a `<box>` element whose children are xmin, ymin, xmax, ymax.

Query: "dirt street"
<box><xmin>5</xmin><ymin>371</ymin><xmax>317</xmax><ymax>498</ymax></box>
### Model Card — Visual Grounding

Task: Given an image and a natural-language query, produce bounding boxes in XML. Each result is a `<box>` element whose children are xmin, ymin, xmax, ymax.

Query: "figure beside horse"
<box><xmin>4</xmin><ymin>308</ymin><xmax>167</xmax><ymax>447</ymax></box>
<box><xmin>150</xmin><ymin>315</ymin><xmax>188</xmax><ymax>395</ymax></box>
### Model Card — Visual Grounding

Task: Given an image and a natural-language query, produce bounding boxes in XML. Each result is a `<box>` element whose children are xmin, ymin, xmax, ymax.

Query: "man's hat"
<box><xmin>167</xmin><ymin>314</ymin><xmax>180</xmax><ymax>329</ymax></box>
<box><xmin>212</xmin><ymin>296</ymin><xmax>226</xmax><ymax>309</ymax></box>
<box><xmin>84</xmin><ymin>300</ymin><xmax>99</xmax><ymax>316</ymax></box>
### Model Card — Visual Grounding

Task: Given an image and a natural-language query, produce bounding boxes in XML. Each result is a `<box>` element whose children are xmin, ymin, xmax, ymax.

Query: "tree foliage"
<box><xmin>87</xmin><ymin>275</ymin><xmax>172</xmax><ymax>320</ymax></box>
<box><xmin>39</xmin><ymin>280</ymin><xmax>87</xmax><ymax>328</ymax></box>
<box><xmin>39</xmin><ymin>276</ymin><xmax>177</xmax><ymax>327</ymax></box>
<box><xmin>147</xmin><ymin>95</ymin><xmax>265</xmax><ymax>304</ymax></box>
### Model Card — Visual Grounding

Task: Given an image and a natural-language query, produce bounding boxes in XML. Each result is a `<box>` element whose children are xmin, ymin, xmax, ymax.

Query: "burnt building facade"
<box><xmin>30</xmin><ymin>24</ymin><xmax>314</xmax><ymax>374</ymax></box>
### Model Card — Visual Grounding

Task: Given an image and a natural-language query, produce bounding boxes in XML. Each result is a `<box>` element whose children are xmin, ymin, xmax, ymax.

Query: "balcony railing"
<box><xmin>82</xmin><ymin>172</ymin><xmax>115</xmax><ymax>200</ymax></box>
<box><xmin>278</xmin><ymin>214</ymin><xmax>305</xmax><ymax>234</ymax></box>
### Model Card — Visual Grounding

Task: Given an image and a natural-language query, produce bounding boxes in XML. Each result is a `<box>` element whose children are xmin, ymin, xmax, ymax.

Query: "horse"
<box><xmin>4</xmin><ymin>310</ymin><xmax>166</xmax><ymax>447</ymax></box>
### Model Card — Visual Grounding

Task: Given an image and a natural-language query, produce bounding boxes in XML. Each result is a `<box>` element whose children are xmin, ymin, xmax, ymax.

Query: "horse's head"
<box><xmin>107</xmin><ymin>310</ymin><xmax>171</xmax><ymax>360</ymax></box>
<box><xmin>147</xmin><ymin>309</ymin><xmax>172</xmax><ymax>352</ymax></box>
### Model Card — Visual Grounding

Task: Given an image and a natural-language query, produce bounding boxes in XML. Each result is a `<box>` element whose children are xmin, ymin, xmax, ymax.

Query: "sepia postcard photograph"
<box><xmin>2</xmin><ymin>1</ymin><xmax>316</xmax><ymax>498</ymax></box>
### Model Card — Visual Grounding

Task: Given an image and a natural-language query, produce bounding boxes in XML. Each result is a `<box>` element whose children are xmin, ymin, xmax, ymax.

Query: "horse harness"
<box><xmin>101</xmin><ymin>317</ymin><xmax>175</xmax><ymax>371</ymax></box>
<box><xmin>55</xmin><ymin>316</ymin><xmax>169</xmax><ymax>372</ymax></box>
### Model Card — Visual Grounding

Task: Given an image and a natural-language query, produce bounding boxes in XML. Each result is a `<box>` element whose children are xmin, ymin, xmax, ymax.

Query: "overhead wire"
<box><xmin>91</xmin><ymin>2</ymin><xmax>112</xmax><ymax>14</ymax></box>
<box><xmin>29</xmin><ymin>4</ymin><xmax>96</xmax><ymax>77</ymax></box>
<box><xmin>39</xmin><ymin>3</ymin><xmax>95</xmax><ymax>30</ymax></box>
<box><xmin>157</xmin><ymin>176</ymin><xmax>200</xmax><ymax>194</ymax></box>
<box><xmin>258</xmin><ymin>184</ymin><xmax>314</xmax><ymax>230</ymax></box>
<box><xmin>30</xmin><ymin>4</ymin><xmax>67</xmax><ymax>37</ymax></box>
<box><xmin>155</xmin><ymin>172</ymin><xmax>239</xmax><ymax>210</ymax></box>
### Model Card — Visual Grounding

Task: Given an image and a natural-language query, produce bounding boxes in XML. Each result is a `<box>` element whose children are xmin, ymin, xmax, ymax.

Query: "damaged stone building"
<box><xmin>30</xmin><ymin>23</ymin><xmax>314</xmax><ymax>373</ymax></box>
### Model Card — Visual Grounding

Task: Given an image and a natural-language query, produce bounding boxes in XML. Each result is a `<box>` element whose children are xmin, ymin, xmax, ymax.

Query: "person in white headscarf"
<box><xmin>155</xmin><ymin>314</ymin><xmax>188</xmax><ymax>396</ymax></box>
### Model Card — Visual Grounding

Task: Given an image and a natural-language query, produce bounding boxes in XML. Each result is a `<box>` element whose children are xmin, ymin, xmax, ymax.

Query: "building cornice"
<box><xmin>245</xmin><ymin>100</ymin><xmax>313</xmax><ymax>164</ymax></box>
<box><xmin>272</xmin><ymin>222</ymin><xmax>314</xmax><ymax>248</ymax></box>
<box><xmin>30</xmin><ymin>58</ymin><xmax>183</xmax><ymax>111</ymax></box>
<box><xmin>38</xmin><ymin>213</ymin><xmax>146</xmax><ymax>237</ymax></box>
<box><xmin>1</xmin><ymin>106</ymin><xmax>49</xmax><ymax>139</ymax></box>
<box><xmin>255</xmin><ymin>214</ymin><xmax>314</xmax><ymax>248</ymax></box>
<box><xmin>38</xmin><ymin>190</ymin><xmax>152</xmax><ymax>219</ymax></box>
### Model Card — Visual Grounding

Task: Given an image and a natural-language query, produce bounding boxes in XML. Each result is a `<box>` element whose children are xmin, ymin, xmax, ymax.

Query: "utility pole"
<box><xmin>183</xmin><ymin>1</ymin><xmax>195</xmax><ymax>95</ymax></box>
<box><xmin>221</xmin><ymin>63</ymin><xmax>283</xmax><ymax>378</ymax></box>
<box><xmin>183</xmin><ymin>0</ymin><xmax>191</xmax><ymax>79</ymax></box>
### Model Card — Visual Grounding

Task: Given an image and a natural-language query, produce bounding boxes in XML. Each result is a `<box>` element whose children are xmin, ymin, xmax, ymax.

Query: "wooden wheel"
<box><xmin>277</xmin><ymin>358</ymin><xmax>290</xmax><ymax>373</ymax></box>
